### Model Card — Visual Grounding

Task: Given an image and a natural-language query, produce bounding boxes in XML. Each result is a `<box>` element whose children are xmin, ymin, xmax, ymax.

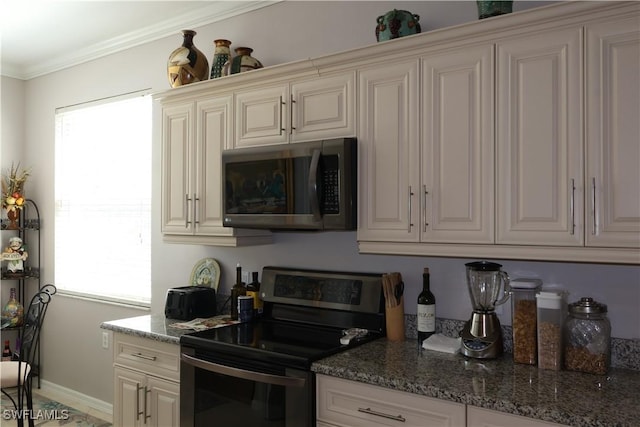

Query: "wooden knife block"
<box><xmin>385</xmin><ymin>297</ymin><xmax>405</xmax><ymax>341</ymax></box>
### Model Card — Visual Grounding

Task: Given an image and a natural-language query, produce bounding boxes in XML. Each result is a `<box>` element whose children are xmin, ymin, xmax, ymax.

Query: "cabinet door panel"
<box><xmin>586</xmin><ymin>18</ymin><xmax>640</xmax><ymax>248</ymax></box>
<box><xmin>421</xmin><ymin>44</ymin><xmax>494</xmax><ymax>243</ymax></box>
<box><xmin>235</xmin><ymin>85</ymin><xmax>288</xmax><ymax>147</ymax></box>
<box><xmin>291</xmin><ymin>72</ymin><xmax>355</xmax><ymax>143</ymax></box>
<box><xmin>196</xmin><ymin>97</ymin><xmax>231</xmax><ymax>234</ymax></box>
<box><xmin>161</xmin><ymin>102</ymin><xmax>194</xmax><ymax>234</ymax></box>
<box><xmin>496</xmin><ymin>28</ymin><xmax>583</xmax><ymax>246</ymax></box>
<box><xmin>357</xmin><ymin>61</ymin><xmax>420</xmax><ymax>242</ymax></box>
<box><xmin>114</xmin><ymin>366</ymin><xmax>145</xmax><ymax>427</ymax></box>
<box><xmin>148</xmin><ymin>376</ymin><xmax>180</xmax><ymax>427</ymax></box>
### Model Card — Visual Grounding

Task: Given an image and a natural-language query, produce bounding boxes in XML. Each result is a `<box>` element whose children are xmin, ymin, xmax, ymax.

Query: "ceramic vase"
<box><xmin>210</xmin><ymin>39</ymin><xmax>232</xmax><ymax>79</ymax></box>
<box><xmin>5</xmin><ymin>209</ymin><xmax>20</xmax><ymax>230</ymax></box>
<box><xmin>222</xmin><ymin>47</ymin><xmax>263</xmax><ymax>76</ymax></box>
<box><xmin>476</xmin><ymin>1</ymin><xmax>513</xmax><ymax>19</ymax></box>
<box><xmin>375</xmin><ymin>9</ymin><xmax>421</xmax><ymax>42</ymax></box>
<box><xmin>2</xmin><ymin>288</ymin><xmax>24</xmax><ymax>327</ymax></box>
<box><xmin>167</xmin><ymin>30</ymin><xmax>209</xmax><ymax>88</ymax></box>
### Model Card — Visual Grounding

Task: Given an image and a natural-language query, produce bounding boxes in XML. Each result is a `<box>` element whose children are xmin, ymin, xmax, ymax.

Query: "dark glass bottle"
<box><xmin>230</xmin><ymin>264</ymin><xmax>246</xmax><ymax>320</ymax></box>
<box><xmin>417</xmin><ymin>267</ymin><xmax>436</xmax><ymax>343</ymax></box>
<box><xmin>246</xmin><ymin>272</ymin><xmax>263</xmax><ymax>318</ymax></box>
<box><xmin>2</xmin><ymin>340</ymin><xmax>12</xmax><ymax>361</ymax></box>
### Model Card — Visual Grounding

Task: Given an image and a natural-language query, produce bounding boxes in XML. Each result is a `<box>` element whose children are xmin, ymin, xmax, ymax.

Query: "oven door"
<box><xmin>180</xmin><ymin>347</ymin><xmax>314</xmax><ymax>427</ymax></box>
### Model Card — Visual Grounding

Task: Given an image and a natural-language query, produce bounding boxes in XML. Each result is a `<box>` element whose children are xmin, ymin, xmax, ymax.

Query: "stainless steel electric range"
<box><xmin>179</xmin><ymin>266</ymin><xmax>386</xmax><ymax>427</ymax></box>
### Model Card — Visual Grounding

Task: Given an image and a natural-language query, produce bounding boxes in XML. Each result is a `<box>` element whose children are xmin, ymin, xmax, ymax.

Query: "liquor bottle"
<box><xmin>2</xmin><ymin>340</ymin><xmax>12</xmax><ymax>361</ymax></box>
<box><xmin>230</xmin><ymin>263</ymin><xmax>247</xmax><ymax>320</ymax></box>
<box><xmin>417</xmin><ymin>267</ymin><xmax>436</xmax><ymax>343</ymax></box>
<box><xmin>246</xmin><ymin>272</ymin><xmax>263</xmax><ymax>318</ymax></box>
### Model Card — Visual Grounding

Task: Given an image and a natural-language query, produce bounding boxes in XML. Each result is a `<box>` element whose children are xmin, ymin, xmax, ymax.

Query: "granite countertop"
<box><xmin>100</xmin><ymin>314</ymin><xmax>192</xmax><ymax>344</ymax></box>
<box><xmin>101</xmin><ymin>316</ymin><xmax>640</xmax><ymax>426</ymax></box>
<box><xmin>311</xmin><ymin>338</ymin><xmax>640</xmax><ymax>427</ymax></box>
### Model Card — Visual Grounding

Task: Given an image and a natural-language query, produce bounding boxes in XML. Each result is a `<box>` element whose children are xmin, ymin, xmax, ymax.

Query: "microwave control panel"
<box><xmin>322</xmin><ymin>155</ymin><xmax>340</xmax><ymax>214</ymax></box>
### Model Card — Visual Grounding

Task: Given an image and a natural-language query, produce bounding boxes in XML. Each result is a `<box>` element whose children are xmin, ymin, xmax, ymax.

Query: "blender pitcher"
<box><xmin>460</xmin><ymin>261</ymin><xmax>510</xmax><ymax>359</ymax></box>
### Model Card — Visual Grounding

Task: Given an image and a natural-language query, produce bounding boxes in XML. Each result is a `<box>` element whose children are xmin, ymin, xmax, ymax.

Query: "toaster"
<box><xmin>165</xmin><ymin>286</ymin><xmax>217</xmax><ymax>320</ymax></box>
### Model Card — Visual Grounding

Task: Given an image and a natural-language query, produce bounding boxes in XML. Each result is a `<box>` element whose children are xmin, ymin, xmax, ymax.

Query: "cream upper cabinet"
<box><xmin>585</xmin><ymin>17</ymin><xmax>640</xmax><ymax>248</ymax></box>
<box><xmin>357</xmin><ymin>60</ymin><xmax>420</xmax><ymax>242</ymax></box>
<box><xmin>421</xmin><ymin>43</ymin><xmax>495</xmax><ymax>244</ymax></box>
<box><xmin>160</xmin><ymin>95</ymin><xmax>271</xmax><ymax>246</ymax></box>
<box><xmin>234</xmin><ymin>72</ymin><xmax>355</xmax><ymax>148</ymax></box>
<box><xmin>495</xmin><ymin>27</ymin><xmax>584</xmax><ymax>246</ymax></box>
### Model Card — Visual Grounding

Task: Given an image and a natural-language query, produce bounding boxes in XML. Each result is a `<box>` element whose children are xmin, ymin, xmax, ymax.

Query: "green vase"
<box><xmin>477</xmin><ymin>1</ymin><xmax>513</xmax><ymax>19</ymax></box>
<box><xmin>2</xmin><ymin>288</ymin><xmax>24</xmax><ymax>327</ymax></box>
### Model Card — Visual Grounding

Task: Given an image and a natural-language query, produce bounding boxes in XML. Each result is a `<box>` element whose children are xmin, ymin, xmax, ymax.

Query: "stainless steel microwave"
<box><xmin>222</xmin><ymin>138</ymin><xmax>357</xmax><ymax>230</ymax></box>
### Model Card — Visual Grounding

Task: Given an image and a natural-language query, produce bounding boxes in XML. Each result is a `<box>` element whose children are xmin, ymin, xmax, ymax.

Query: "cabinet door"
<box><xmin>585</xmin><ymin>17</ymin><xmax>640</xmax><ymax>248</ymax></box>
<box><xmin>161</xmin><ymin>102</ymin><xmax>195</xmax><ymax>235</ymax></box>
<box><xmin>290</xmin><ymin>72</ymin><xmax>355</xmax><ymax>143</ymax></box>
<box><xmin>357</xmin><ymin>60</ymin><xmax>420</xmax><ymax>242</ymax></box>
<box><xmin>195</xmin><ymin>97</ymin><xmax>232</xmax><ymax>234</ymax></box>
<box><xmin>147</xmin><ymin>376</ymin><xmax>180</xmax><ymax>427</ymax></box>
<box><xmin>235</xmin><ymin>85</ymin><xmax>288</xmax><ymax>148</ymax></box>
<box><xmin>496</xmin><ymin>27</ymin><xmax>583</xmax><ymax>246</ymax></box>
<box><xmin>114</xmin><ymin>366</ymin><xmax>145</xmax><ymax>427</ymax></box>
<box><xmin>467</xmin><ymin>406</ymin><xmax>567</xmax><ymax>427</ymax></box>
<box><xmin>421</xmin><ymin>44</ymin><xmax>494</xmax><ymax>243</ymax></box>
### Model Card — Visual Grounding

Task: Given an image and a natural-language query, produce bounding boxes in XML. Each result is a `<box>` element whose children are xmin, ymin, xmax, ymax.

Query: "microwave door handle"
<box><xmin>181</xmin><ymin>353</ymin><xmax>306</xmax><ymax>388</ymax></box>
<box><xmin>308</xmin><ymin>148</ymin><xmax>322</xmax><ymax>222</ymax></box>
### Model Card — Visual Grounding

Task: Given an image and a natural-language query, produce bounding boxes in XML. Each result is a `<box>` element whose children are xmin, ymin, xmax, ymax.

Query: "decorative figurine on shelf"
<box><xmin>2</xmin><ymin>162</ymin><xmax>30</xmax><ymax>230</ymax></box>
<box><xmin>2</xmin><ymin>236</ymin><xmax>28</xmax><ymax>276</ymax></box>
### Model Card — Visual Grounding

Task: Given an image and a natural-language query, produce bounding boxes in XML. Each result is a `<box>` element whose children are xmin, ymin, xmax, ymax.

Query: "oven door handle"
<box><xmin>181</xmin><ymin>353</ymin><xmax>307</xmax><ymax>388</ymax></box>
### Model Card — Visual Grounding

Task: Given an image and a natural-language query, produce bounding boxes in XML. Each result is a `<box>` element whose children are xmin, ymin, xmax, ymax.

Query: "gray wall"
<box><xmin>3</xmin><ymin>0</ymin><xmax>638</xmax><ymax>406</ymax></box>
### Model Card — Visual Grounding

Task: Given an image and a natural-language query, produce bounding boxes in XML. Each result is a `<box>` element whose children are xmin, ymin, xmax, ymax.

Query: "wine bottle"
<box><xmin>246</xmin><ymin>272</ymin><xmax>263</xmax><ymax>317</ymax></box>
<box><xmin>230</xmin><ymin>263</ymin><xmax>247</xmax><ymax>320</ymax></box>
<box><xmin>417</xmin><ymin>267</ymin><xmax>436</xmax><ymax>343</ymax></box>
<box><xmin>2</xmin><ymin>340</ymin><xmax>12</xmax><ymax>361</ymax></box>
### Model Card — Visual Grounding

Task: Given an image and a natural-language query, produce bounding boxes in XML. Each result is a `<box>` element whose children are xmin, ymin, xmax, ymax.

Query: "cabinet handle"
<box><xmin>357</xmin><ymin>407</ymin><xmax>406</xmax><ymax>423</ymax></box>
<box><xmin>569</xmin><ymin>179</ymin><xmax>576</xmax><ymax>235</ymax></box>
<box><xmin>591</xmin><ymin>177</ymin><xmax>597</xmax><ymax>235</ymax></box>
<box><xmin>136</xmin><ymin>383</ymin><xmax>144</xmax><ymax>421</ymax></box>
<box><xmin>131</xmin><ymin>352</ymin><xmax>157</xmax><ymax>361</ymax></box>
<box><xmin>290</xmin><ymin>94</ymin><xmax>296</xmax><ymax>134</ymax></box>
<box><xmin>185</xmin><ymin>194</ymin><xmax>191</xmax><ymax>228</ymax></box>
<box><xmin>144</xmin><ymin>386</ymin><xmax>151</xmax><ymax>423</ymax></box>
<box><xmin>408</xmin><ymin>186</ymin><xmax>414</xmax><ymax>233</ymax></box>
<box><xmin>193</xmin><ymin>193</ymin><xmax>199</xmax><ymax>226</ymax></box>
<box><xmin>423</xmin><ymin>185</ymin><xmax>429</xmax><ymax>231</ymax></box>
<box><xmin>279</xmin><ymin>96</ymin><xmax>285</xmax><ymax>134</ymax></box>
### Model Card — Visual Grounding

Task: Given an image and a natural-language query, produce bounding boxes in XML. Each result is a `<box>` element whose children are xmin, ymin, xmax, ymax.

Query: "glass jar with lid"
<box><xmin>510</xmin><ymin>278</ymin><xmax>542</xmax><ymax>365</ymax></box>
<box><xmin>563</xmin><ymin>297</ymin><xmax>611</xmax><ymax>375</ymax></box>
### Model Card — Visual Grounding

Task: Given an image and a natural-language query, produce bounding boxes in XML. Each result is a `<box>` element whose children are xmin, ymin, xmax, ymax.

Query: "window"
<box><xmin>54</xmin><ymin>93</ymin><xmax>152</xmax><ymax>305</ymax></box>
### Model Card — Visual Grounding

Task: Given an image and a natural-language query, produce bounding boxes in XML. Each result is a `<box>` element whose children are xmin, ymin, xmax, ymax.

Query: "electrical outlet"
<box><xmin>102</xmin><ymin>331</ymin><xmax>109</xmax><ymax>349</ymax></box>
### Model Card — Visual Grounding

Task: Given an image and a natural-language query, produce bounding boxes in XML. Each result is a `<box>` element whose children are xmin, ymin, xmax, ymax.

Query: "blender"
<box><xmin>460</xmin><ymin>261</ymin><xmax>510</xmax><ymax>359</ymax></box>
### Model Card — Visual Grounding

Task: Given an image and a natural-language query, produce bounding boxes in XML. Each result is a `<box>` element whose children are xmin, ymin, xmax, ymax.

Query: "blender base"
<box><xmin>460</xmin><ymin>314</ymin><xmax>504</xmax><ymax>359</ymax></box>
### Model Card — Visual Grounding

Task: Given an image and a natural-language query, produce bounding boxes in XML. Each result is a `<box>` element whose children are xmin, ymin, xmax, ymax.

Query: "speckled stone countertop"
<box><xmin>100</xmin><ymin>314</ymin><xmax>191</xmax><ymax>344</ymax></box>
<box><xmin>311</xmin><ymin>338</ymin><xmax>640</xmax><ymax>427</ymax></box>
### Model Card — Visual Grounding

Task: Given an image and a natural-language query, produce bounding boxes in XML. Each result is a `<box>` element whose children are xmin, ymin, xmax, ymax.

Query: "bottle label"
<box><xmin>417</xmin><ymin>304</ymin><xmax>436</xmax><ymax>332</ymax></box>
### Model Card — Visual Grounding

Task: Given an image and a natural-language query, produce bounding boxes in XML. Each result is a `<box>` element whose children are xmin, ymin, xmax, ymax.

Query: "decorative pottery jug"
<box><xmin>376</xmin><ymin>9</ymin><xmax>421</xmax><ymax>42</ymax></box>
<box><xmin>167</xmin><ymin>30</ymin><xmax>209</xmax><ymax>88</ymax></box>
<box><xmin>2</xmin><ymin>288</ymin><xmax>24</xmax><ymax>327</ymax></box>
<box><xmin>222</xmin><ymin>47</ymin><xmax>263</xmax><ymax>76</ymax></box>
<box><xmin>5</xmin><ymin>208</ymin><xmax>20</xmax><ymax>230</ymax></box>
<box><xmin>477</xmin><ymin>1</ymin><xmax>513</xmax><ymax>19</ymax></box>
<box><xmin>210</xmin><ymin>39</ymin><xmax>232</xmax><ymax>79</ymax></box>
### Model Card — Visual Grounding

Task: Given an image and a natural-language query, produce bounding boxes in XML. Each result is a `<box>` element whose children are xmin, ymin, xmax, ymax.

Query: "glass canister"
<box><xmin>536</xmin><ymin>291</ymin><xmax>565</xmax><ymax>370</ymax></box>
<box><xmin>563</xmin><ymin>297</ymin><xmax>611</xmax><ymax>375</ymax></box>
<box><xmin>510</xmin><ymin>278</ymin><xmax>542</xmax><ymax>365</ymax></box>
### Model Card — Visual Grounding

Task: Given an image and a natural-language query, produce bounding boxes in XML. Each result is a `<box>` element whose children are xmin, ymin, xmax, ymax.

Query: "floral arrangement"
<box><xmin>2</xmin><ymin>163</ymin><xmax>30</xmax><ymax>212</ymax></box>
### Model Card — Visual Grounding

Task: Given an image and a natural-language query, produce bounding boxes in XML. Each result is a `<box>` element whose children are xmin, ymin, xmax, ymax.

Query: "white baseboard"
<box><xmin>38</xmin><ymin>380</ymin><xmax>113</xmax><ymax>415</ymax></box>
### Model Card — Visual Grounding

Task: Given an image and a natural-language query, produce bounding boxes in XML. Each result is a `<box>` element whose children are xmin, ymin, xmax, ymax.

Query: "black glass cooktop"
<box><xmin>180</xmin><ymin>318</ymin><xmax>381</xmax><ymax>370</ymax></box>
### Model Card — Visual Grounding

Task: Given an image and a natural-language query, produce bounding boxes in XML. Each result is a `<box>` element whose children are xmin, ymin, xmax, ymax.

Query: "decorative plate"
<box><xmin>189</xmin><ymin>258</ymin><xmax>221</xmax><ymax>290</ymax></box>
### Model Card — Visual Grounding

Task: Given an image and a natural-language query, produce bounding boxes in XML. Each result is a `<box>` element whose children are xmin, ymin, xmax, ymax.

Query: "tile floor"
<box><xmin>34</xmin><ymin>387</ymin><xmax>112</xmax><ymax>423</ymax></box>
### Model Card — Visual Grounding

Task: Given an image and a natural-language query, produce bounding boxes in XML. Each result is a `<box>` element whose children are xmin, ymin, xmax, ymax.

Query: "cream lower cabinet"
<box><xmin>234</xmin><ymin>71</ymin><xmax>355</xmax><ymax>148</ymax></box>
<box><xmin>316</xmin><ymin>375</ymin><xmax>465</xmax><ymax>427</ymax></box>
<box><xmin>160</xmin><ymin>95</ymin><xmax>271</xmax><ymax>246</ymax></box>
<box><xmin>112</xmin><ymin>334</ymin><xmax>180</xmax><ymax>427</ymax></box>
<box><xmin>467</xmin><ymin>406</ymin><xmax>567</xmax><ymax>427</ymax></box>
